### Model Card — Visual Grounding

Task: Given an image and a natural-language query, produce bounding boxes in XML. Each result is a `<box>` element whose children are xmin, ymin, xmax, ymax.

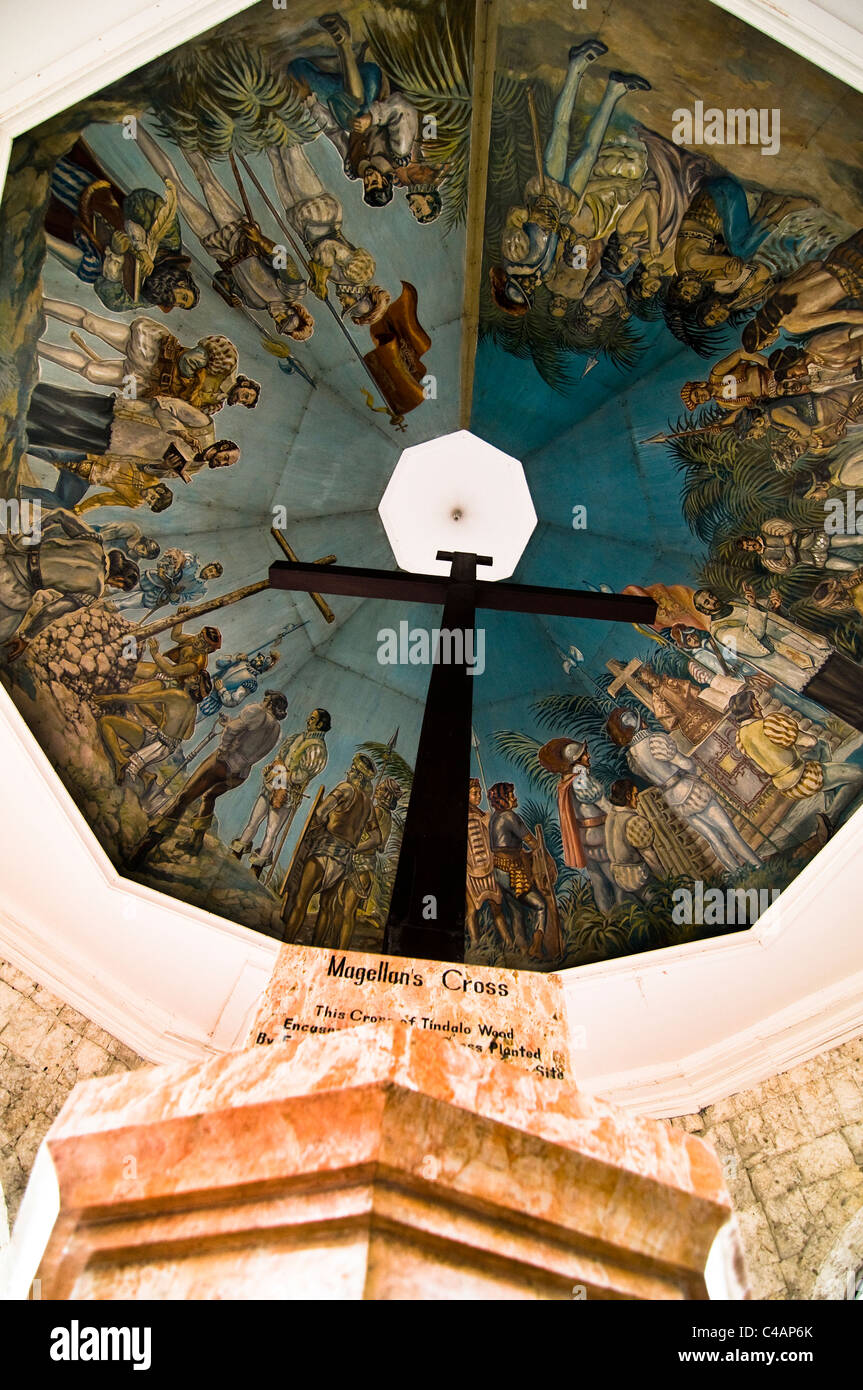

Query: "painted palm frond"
<box><xmin>681</xmin><ymin>472</ymin><xmax>731</xmax><ymax>544</ymax></box>
<box><xmin>490</xmin><ymin>731</ymin><xmax>559</xmax><ymax>796</ymax></box>
<box><xmin>364</xmin><ymin>0</ymin><xmax>473</xmax><ymax>230</ymax></box>
<box><xmin>530</xmin><ymin>689</ymin><xmax>616</xmax><ymax>731</ymax></box>
<box><xmin>660</xmin><ymin>299</ymin><xmax>732</xmax><ymax>358</ymax></box>
<box><xmin>666</xmin><ymin>412</ymin><xmax>738</xmax><ymax>476</ymax></box>
<box><xmin>530</xmin><ymin>687</ymin><xmax>651</xmax><ymax>782</ymax></box>
<box><xmin>478</xmin><ymin>279</ymin><xmax>643</xmax><ymax>392</ymax></box>
<box><xmin>520</xmin><ymin>797</ymin><xmax>560</xmax><ymax>856</ymax></box>
<box><xmin>697</xmin><ymin>555</ymin><xmax>759</xmax><ymax>604</ymax></box>
<box><xmin>153</xmin><ymin>39</ymin><xmax>319</xmax><ymax>157</ymax></box>
<box><xmin>357</xmin><ymin>741</ymin><xmax>415</xmax><ymax>793</ymax></box>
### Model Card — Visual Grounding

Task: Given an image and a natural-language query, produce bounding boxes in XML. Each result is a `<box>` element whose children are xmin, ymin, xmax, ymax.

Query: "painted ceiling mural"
<box><xmin>1</xmin><ymin>0</ymin><xmax>863</xmax><ymax>973</ymax></box>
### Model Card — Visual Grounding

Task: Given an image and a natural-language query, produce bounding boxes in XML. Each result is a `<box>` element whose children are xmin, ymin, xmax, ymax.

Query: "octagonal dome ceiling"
<box><xmin>2</xmin><ymin>0</ymin><xmax>863</xmax><ymax>974</ymax></box>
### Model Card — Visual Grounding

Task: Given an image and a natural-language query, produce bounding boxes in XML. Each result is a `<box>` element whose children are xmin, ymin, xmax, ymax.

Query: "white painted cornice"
<box><xmin>708</xmin><ymin>0</ymin><xmax>863</xmax><ymax>92</ymax></box>
<box><xmin>0</xmin><ymin>0</ymin><xmax>862</xmax><ymax>1116</ymax></box>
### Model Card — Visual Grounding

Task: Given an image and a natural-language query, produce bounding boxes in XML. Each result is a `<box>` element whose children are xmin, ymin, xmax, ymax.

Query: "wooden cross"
<box><xmin>606</xmin><ymin>657</ymin><xmax>645</xmax><ymax>699</ymax></box>
<box><xmin>269</xmin><ymin>550</ymin><xmax>656</xmax><ymax>963</ymax></box>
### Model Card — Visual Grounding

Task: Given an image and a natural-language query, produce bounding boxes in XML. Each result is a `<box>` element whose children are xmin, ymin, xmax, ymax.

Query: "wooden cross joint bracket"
<box><xmin>270</xmin><ymin>530</ymin><xmax>337</xmax><ymax>624</ymax></box>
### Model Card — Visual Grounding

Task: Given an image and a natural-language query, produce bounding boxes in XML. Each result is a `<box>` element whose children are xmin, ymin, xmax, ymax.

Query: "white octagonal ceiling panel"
<box><xmin>378</xmin><ymin>430</ymin><xmax>537</xmax><ymax>581</ymax></box>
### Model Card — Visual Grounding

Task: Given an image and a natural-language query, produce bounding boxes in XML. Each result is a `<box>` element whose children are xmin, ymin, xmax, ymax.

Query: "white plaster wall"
<box><xmin>1</xmin><ymin>0</ymin><xmax>862</xmax><ymax>1114</ymax></box>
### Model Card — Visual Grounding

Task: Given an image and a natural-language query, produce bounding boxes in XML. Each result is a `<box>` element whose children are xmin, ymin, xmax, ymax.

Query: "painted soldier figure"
<box><xmin>198</xmin><ymin>650</ymin><xmax>282</xmax><ymax>718</ymax></box>
<box><xmin>605</xmin><ymin>779</ymin><xmax>663</xmax><ymax>900</ymax></box>
<box><xmin>282</xmin><ymin>752</ymin><xmax>377</xmax><ymax>946</ymax></box>
<box><xmin>539</xmin><ymin>737</ymin><xmax>621</xmax><ymax>915</ymax></box>
<box><xmin>266</xmin><ymin>143</ymin><xmax>390</xmax><ymax>326</ymax></box>
<box><xmin>488</xmin><ymin>782</ymin><xmax>549</xmax><ymax>958</ymax></box>
<box><xmin>465</xmin><ymin>778</ymin><xmax>514</xmax><ymax>950</ymax></box>
<box><xmin>336</xmin><ymin>775</ymin><xmax>403</xmax><ymax>949</ymax></box>
<box><xmin>134</xmin><ymin>125</ymin><xmax>313</xmax><ymax>340</ymax></box>
<box><xmin>232</xmin><ymin>708</ymin><xmax>331</xmax><ymax>877</ymax></box>
<box><xmin>605</xmin><ymin>706</ymin><xmax>761</xmax><ymax>872</ymax></box>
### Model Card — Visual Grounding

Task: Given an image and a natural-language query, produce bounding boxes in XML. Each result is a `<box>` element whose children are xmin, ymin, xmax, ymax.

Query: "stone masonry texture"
<box><xmin>0</xmin><ymin>957</ymin><xmax>147</xmax><ymax>1227</ymax></box>
<box><xmin>669</xmin><ymin>1035</ymin><xmax>863</xmax><ymax>1299</ymax></box>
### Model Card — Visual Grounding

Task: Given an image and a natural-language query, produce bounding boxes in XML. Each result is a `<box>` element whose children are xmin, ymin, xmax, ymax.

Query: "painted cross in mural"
<box><xmin>0</xmin><ymin>0</ymin><xmax>862</xmax><ymax>974</ymax></box>
<box><xmin>265</xmin><ymin>549</ymin><xmax>656</xmax><ymax>962</ymax></box>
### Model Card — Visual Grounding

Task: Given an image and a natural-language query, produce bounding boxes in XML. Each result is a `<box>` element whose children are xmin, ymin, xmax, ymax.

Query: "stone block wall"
<box><xmin>669</xmin><ymin>1036</ymin><xmax>863</xmax><ymax>1300</ymax></box>
<box><xmin>0</xmin><ymin>957</ymin><xmax>146</xmax><ymax>1226</ymax></box>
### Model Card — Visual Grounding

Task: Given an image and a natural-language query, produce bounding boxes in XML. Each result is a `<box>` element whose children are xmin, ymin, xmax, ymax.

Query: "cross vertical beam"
<box><xmin>383</xmin><ymin>553</ymin><xmax>485</xmax><ymax>962</ymax></box>
<box><xmin>267</xmin><ymin>549</ymin><xmax>656</xmax><ymax>965</ymax></box>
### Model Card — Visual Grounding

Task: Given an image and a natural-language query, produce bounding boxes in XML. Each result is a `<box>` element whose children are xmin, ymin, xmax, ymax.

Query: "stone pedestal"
<box><xmin>36</xmin><ymin>1021</ymin><xmax>733</xmax><ymax>1300</ymax></box>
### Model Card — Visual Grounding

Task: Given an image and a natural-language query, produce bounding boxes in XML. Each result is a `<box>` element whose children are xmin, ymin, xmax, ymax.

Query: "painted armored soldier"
<box><xmin>604</xmin><ymin>780</ymin><xmax>663</xmax><ymax>901</ymax></box>
<box><xmin>605</xmin><ymin>707</ymin><xmax>761</xmax><ymax>873</ymax></box>
<box><xmin>232</xmin><ymin>708</ymin><xmax>331</xmax><ymax>877</ymax></box>
<box><xmin>129</xmin><ymin>690</ymin><xmax>289</xmax><ymax>862</ymax></box>
<box><xmin>488</xmin><ymin>782</ymin><xmax>548</xmax><ymax>957</ymax></box>
<box><xmin>198</xmin><ymin>650</ymin><xmax>282</xmax><ymax>718</ymax></box>
<box><xmin>465</xmin><ymin>778</ymin><xmax>514</xmax><ymax>950</ymax></box>
<box><xmin>539</xmin><ymin>737</ymin><xmax>621</xmax><ymax>915</ymax></box>
<box><xmin>134</xmin><ymin>125</ymin><xmax>313</xmax><ymax>340</ymax></box>
<box><xmin>282</xmin><ymin>752</ymin><xmax>377</xmax><ymax>946</ymax></box>
<box><xmin>266</xmin><ymin>143</ymin><xmax>390</xmax><ymax>326</ymax></box>
<box><xmin>336</xmin><ymin>775</ymin><xmax>403</xmax><ymax>949</ymax></box>
<box><xmin>737</xmin><ymin>518</ymin><xmax>863</xmax><ymax>574</ymax></box>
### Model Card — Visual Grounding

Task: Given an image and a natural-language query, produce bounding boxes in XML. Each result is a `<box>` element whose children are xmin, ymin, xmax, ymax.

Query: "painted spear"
<box><xmin>640</xmin><ymin>422</ymin><xmax>727</xmax><ymax>445</ymax></box>
<box><xmin>470</xmin><ymin>725</ymin><xmax>489</xmax><ymax>805</ymax></box>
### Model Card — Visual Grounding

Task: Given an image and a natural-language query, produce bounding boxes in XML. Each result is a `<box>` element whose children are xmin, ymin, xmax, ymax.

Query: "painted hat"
<box><xmin>538</xmin><ymin>737</ymin><xmax>586</xmax><ymax>774</ymax></box>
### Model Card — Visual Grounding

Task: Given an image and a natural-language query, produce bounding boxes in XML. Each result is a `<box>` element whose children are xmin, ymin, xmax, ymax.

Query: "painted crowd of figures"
<box><xmin>0</xmin><ymin>7</ymin><xmax>449</xmax><ymax>946</ymax></box>
<box><xmin>1</xmin><ymin>1</ymin><xmax>862</xmax><ymax>965</ymax></box>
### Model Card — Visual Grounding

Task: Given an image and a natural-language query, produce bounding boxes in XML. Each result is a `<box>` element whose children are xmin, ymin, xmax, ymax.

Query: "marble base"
<box><xmin>37</xmin><ymin>1022</ymin><xmax>734</xmax><ymax>1300</ymax></box>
